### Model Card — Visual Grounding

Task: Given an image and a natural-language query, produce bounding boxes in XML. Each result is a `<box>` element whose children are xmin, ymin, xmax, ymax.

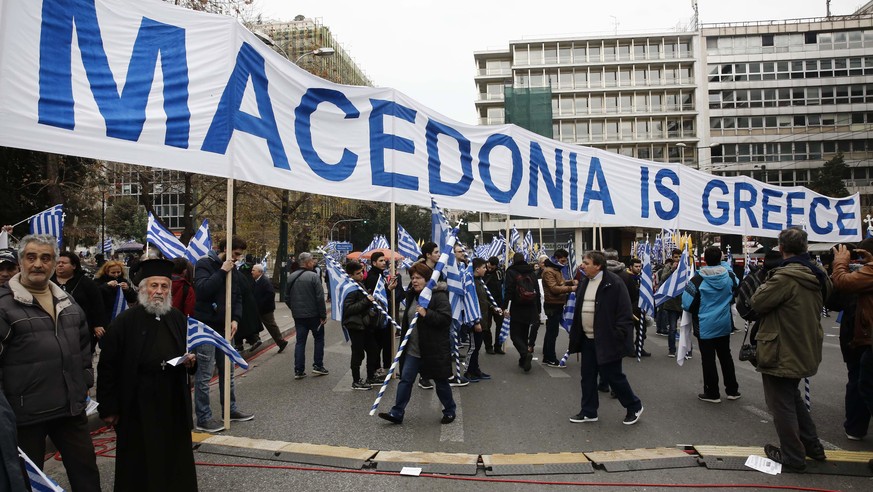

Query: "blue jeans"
<box><xmin>389</xmin><ymin>355</ymin><xmax>456</xmax><ymax>421</ymax></box>
<box><xmin>294</xmin><ymin>317</ymin><xmax>325</xmax><ymax>373</ymax></box>
<box><xmin>542</xmin><ymin>304</ymin><xmax>563</xmax><ymax>363</ymax></box>
<box><xmin>659</xmin><ymin>309</ymin><xmax>680</xmax><ymax>353</ymax></box>
<box><xmin>194</xmin><ymin>343</ymin><xmax>238</xmax><ymax>424</ymax></box>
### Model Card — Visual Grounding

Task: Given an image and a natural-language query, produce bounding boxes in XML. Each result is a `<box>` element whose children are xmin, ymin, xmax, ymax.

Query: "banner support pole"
<box><xmin>223</xmin><ymin>178</ymin><xmax>234</xmax><ymax>430</ymax></box>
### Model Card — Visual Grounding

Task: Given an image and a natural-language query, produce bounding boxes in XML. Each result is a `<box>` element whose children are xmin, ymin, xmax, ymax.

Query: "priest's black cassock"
<box><xmin>97</xmin><ymin>304</ymin><xmax>197</xmax><ymax>492</ymax></box>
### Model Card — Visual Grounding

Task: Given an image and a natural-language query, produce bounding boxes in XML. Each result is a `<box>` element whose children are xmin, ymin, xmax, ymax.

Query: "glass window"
<box><xmin>514</xmin><ymin>46</ymin><xmax>529</xmax><ymax>65</ymax></box>
<box><xmin>575</xmin><ymin>121</ymin><xmax>589</xmax><ymax>140</ymax></box>
<box><xmin>529</xmin><ymin>46</ymin><xmax>543</xmax><ymax>64</ymax></box>
<box><xmin>649</xmin><ymin>41</ymin><xmax>661</xmax><ymax>58</ymax></box>
<box><xmin>621</xmin><ymin>121</ymin><xmax>633</xmax><ymax>138</ymax></box>
<box><xmin>649</xmin><ymin>68</ymin><xmax>661</xmax><ymax>84</ymax></box>
<box><xmin>604</xmin><ymin>70</ymin><xmax>617</xmax><ymax>86</ymax></box>
<box><xmin>606</xmin><ymin>121</ymin><xmax>619</xmax><ymax>138</ymax></box>
<box><xmin>590</xmin><ymin>70</ymin><xmax>602</xmax><ymax>87</ymax></box>
<box><xmin>589</xmin><ymin>45</ymin><xmax>601</xmax><ymax>61</ymax></box>
<box><xmin>573</xmin><ymin>45</ymin><xmax>586</xmax><ymax>62</ymax></box>
<box><xmin>544</xmin><ymin>46</ymin><xmax>557</xmax><ymax>64</ymax></box>
<box><xmin>664</xmin><ymin>42</ymin><xmax>676</xmax><ymax>59</ymax></box>
<box><xmin>559</xmin><ymin>46</ymin><xmax>572</xmax><ymax>63</ymax></box>
<box><xmin>634</xmin><ymin>43</ymin><xmax>646</xmax><ymax>59</ymax></box>
<box><xmin>530</xmin><ymin>72</ymin><xmax>544</xmax><ymax>87</ymax></box>
<box><xmin>590</xmin><ymin>95</ymin><xmax>603</xmax><ymax>112</ymax></box>
<box><xmin>591</xmin><ymin>121</ymin><xmax>604</xmax><ymax>140</ymax></box>
<box><xmin>650</xmin><ymin>93</ymin><xmax>662</xmax><ymax>111</ymax></box>
<box><xmin>605</xmin><ymin>96</ymin><xmax>618</xmax><ymax>112</ymax></box>
<box><xmin>560</xmin><ymin>121</ymin><xmax>574</xmax><ymax>141</ymax></box>
<box><xmin>617</xmin><ymin>44</ymin><xmax>630</xmax><ymax>60</ymax></box>
<box><xmin>635</xmin><ymin>69</ymin><xmax>647</xmax><ymax>85</ymax></box>
<box><xmin>678</xmin><ymin>41</ymin><xmax>690</xmax><ymax>57</ymax></box>
<box><xmin>560</xmin><ymin>97</ymin><xmax>574</xmax><ymax>115</ymax></box>
<box><xmin>558</xmin><ymin>71</ymin><xmax>573</xmax><ymax>89</ymax></box>
<box><xmin>574</xmin><ymin>70</ymin><xmax>587</xmax><ymax>88</ymax></box>
<box><xmin>603</xmin><ymin>44</ymin><xmax>616</xmax><ymax>61</ymax></box>
<box><xmin>710</xmin><ymin>117</ymin><xmax>722</xmax><ymax>129</ymax></box>
<box><xmin>619</xmin><ymin>69</ymin><xmax>631</xmax><ymax>85</ymax></box>
<box><xmin>620</xmin><ymin>95</ymin><xmax>632</xmax><ymax>112</ymax></box>
<box><xmin>636</xmin><ymin>93</ymin><xmax>648</xmax><ymax>111</ymax></box>
<box><xmin>576</xmin><ymin>95</ymin><xmax>589</xmax><ymax>113</ymax></box>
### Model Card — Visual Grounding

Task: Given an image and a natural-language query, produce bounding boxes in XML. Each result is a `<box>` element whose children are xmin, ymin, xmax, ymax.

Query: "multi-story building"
<box><xmin>473</xmin><ymin>6</ymin><xmax>873</xmax><ymax>253</ymax></box>
<box><xmin>703</xmin><ymin>11</ymin><xmax>873</xmax><ymax>210</ymax></box>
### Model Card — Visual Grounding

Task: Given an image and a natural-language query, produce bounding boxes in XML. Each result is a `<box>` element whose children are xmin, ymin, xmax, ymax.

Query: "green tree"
<box><xmin>105</xmin><ymin>196</ymin><xmax>148</xmax><ymax>242</ymax></box>
<box><xmin>809</xmin><ymin>152</ymin><xmax>849</xmax><ymax>197</ymax></box>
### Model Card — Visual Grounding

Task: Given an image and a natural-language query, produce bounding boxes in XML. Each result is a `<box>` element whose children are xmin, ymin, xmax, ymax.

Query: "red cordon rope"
<box><xmin>193</xmin><ymin>462</ymin><xmax>841</xmax><ymax>491</ymax></box>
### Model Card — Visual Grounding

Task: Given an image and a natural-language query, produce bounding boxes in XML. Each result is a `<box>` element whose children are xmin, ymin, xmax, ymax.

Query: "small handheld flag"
<box><xmin>147</xmin><ymin>213</ymin><xmax>186</xmax><ymax>259</ymax></box>
<box><xmin>186</xmin><ymin>317</ymin><xmax>249</xmax><ymax>369</ymax></box>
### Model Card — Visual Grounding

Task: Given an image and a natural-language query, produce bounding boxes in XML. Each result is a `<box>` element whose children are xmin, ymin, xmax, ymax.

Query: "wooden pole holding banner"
<box><xmin>389</xmin><ymin>201</ymin><xmax>397</xmax><ymax>377</ymax></box>
<box><xmin>505</xmin><ymin>216</ymin><xmax>511</xmax><ymax>266</ymax></box>
<box><xmin>223</xmin><ymin>178</ymin><xmax>234</xmax><ymax>430</ymax></box>
<box><xmin>592</xmin><ymin>225</ymin><xmax>597</xmax><ymax>252</ymax></box>
<box><xmin>598</xmin><ymin>225</ymin><xmax>604</xmax><ymax>251</ymax></box>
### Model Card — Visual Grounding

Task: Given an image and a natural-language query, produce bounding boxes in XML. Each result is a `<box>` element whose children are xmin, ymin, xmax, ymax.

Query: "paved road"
<box><xmin>43</xmin><ymin>303</ymin><xmax>871</xmax><ymax>491</ymax></box>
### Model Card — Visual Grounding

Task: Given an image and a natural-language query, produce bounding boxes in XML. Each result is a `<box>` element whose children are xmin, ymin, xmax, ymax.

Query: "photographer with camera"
<box><xmin>831</xmin><ymin>239</ymin><xmax>873</xmax><ymax>443</ymax></box>
<box><xmin>734</xmin><ymin>250</ymin><xmax>784</xmax><ymax>367</ymax></box>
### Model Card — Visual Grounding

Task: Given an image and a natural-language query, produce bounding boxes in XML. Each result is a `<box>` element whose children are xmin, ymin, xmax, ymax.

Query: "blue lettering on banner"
<box><xmin>785</xmin><ymin>191</ymin><xmax>805</xmax><ymax>227</ymax></box>
<box><xmin>702</xmin><ymin>180</ymin><xmax>729</xmax><ymax>226</ymax></box>
<box><xmin>202</xmin><ymin>43</ymin><xmax>288</xmax><ymax>169</ymax></box>
<box><xmin>809</xmin><ymin>197</ymin><xmax>832</xmax><ymax>234</ymax></box>
<box><xmin>426</xmin><ymin>120</ymin><xmax>473</xmax><ymax>197</ymax></box>
<box><xmin>477</xmin><ymin>134</ymin><xmax>522</xmax><ymax>203</ymax></box>
<box><xmin>528</xmin><ymin>143</ymin><xmax>564</xmax><ymax>208</ymax></box>
<box><xmin>293</xmin><ymin>88</ymin><xmax>360</xmax><ymax>180</ymax></box>
<box><xmin>580</xmin><ymin>157</ymin><xmax>614</xmax><ymax>214</ymax></box>
<box><xmin>38</xmin><ymin>0</ymin><xmax>190</xmax><ymax>148</ymax></box>
<box><xmin>654</xmin><ymin>169</ymin><xmax>679</xmax><ymax>220</ymax></box>
<box><xmin>569</xmin><ymin>152</ymin><xmax>579</xmax><ymax>211</ymax></box>
<box><xmin>640</xmin><ymin>167</ymin><xmax>650</xmax><ymax>218</ymax></box>
<box><xmin>761</xmin><ymin>188</ymin><xmax>784</xmax><ymax>231</ymax></box>
<box><xmin>836</xmin><ymin>199</ymin><xmax>859</xmax><ymax>236</ymax></box>
<box><xmin>734</xmin><ymin>182</ymin><xmax>759</xmax><ymax>227</ymax></box>
<box><xmin>368</xmin><ymin>99</ymin><xmax>418</xmax><ymax>190</ymax></box>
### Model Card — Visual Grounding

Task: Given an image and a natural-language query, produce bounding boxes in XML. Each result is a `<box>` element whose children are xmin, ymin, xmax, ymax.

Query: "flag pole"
<box><xmin>504</xmin><ymin>215</ymin><xmax>510</xmax><ymax>266</ymax></box>
<box><xmin>223</xmin><ymin>178</ymin><xmax>234</xmax><ymax>430</ymax></box>
<box><xmin>389</xmin><ymin>200</ymin><xmax>397</xmax><ymax>376</ymax></box>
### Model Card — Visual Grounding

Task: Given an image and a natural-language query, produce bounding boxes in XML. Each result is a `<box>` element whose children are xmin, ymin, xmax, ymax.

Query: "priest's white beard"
<box><xmin>138</xmin><ymin>288</ymin><xmax>172</xmax><ymax>316</ymax></box>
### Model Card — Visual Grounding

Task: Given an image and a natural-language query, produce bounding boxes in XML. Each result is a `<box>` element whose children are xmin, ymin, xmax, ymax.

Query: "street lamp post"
<box><xmin>252</xmin><ymin>31</ymin><xmax>335</xmax><ymax>301</ymax></box>
<box><xmin>330</xmin><ymin>218</ymin><xmax>365</xmax><ymax>243</ymax></box>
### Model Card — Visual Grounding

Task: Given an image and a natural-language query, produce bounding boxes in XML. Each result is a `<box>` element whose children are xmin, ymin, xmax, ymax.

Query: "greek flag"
<box><xmin>362</xmin><ymin>235</ymin><xmax>388</xmax><ymax>255</ymax></box>
<box><xmin>147</xmin><ymin>213</ymin><xmax>186</xmax><ymax>259</ymax></box>
<box><xmin>431</xmin><ymin>198</ymin><xmax>450</xmax><ymax>245</ymax></box>
<box><xmin>419</xmin><ymin>227</ymin><xmax>458</xmax><ymax>310</ymax></box>
<box><xmin>485</xmin><ymin>235</ymin><xmax>505</xmax><ymax>260</ymax></box>
<box><xmin>326</xmin><ymin>257</ymin><xmax>359</xmax><ymax>322</ymax></box>
<box><xmin>19</xmin><ymin>447</ymin><xmax>64</xmax><ymax>491</ymax></box>
<box><xmin>101</xmin><ymin>238</ymin><xmax>113</xmax><ymax>254</ymax></box>
<box><xmin>725</xmin><ymin>245</ymin><xmax>734</xmax><ymax>267</ymax></box>
<box><xmin>373</xmin><ymin>271</ymin><xmax>389</xmax><ymax>309</ymax></box>
<box><xmin>562</xmin><ymin>239</ymin><xmax>577</xmax><ymax>280</ymax></box>
<box><xmin>186</xmin><ymin>317</ymin><xmax>249</xmax><ymax>369</ymax></box>
<box><xmin>639</xmin><ymin>242</ymin><xmax>655</xmax><ymax>317</ymax></box>
<box><xmin>462</xmin><ymin>265</ymin><xmax>482</xmax><ymax>324</ymax></box>
<box><xmin>185</xmin><ymin>219</ymin><xmax>212</xmax><ymax>263</ymax></box>
<box><xmin>445</xmin><ymin>238</ymin><xmax>466</xmax><ymax>323</ymax></box>
<box><xmin>654</xmin><ymin>247</ymin><xmax>690</xmax><ymax>307</ymax></box>
<box><xmin>560</xmin><ymin>291</ymin><xmax>576</xmax><ymax>333</ymax></box>
<box><xmin>396</xmin><ymin>224</ymin><xmax>421</xmax><ymax>262</ymax></box>
<box><xmin>523</xmin><ymin>230</ymin><xmax>534</xmax><ymax>261</ymax></box>
<box><xmin>110</xmin><ymin>287</ymin><xmax>128</xmax><ymax>321</ymax></box>
<box><xmin>510</xmin><ymin>226</ymin><xmax>521</xmax><ymax>254</ymax></box>
<box><xmin>29</xmin><ymin>204</ymin><xmax>64</xmax><ymax>246</ymax></box>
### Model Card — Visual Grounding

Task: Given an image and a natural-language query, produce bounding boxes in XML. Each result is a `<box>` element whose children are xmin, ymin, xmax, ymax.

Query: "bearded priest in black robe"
<box><xmin>97</xmin><ymin>259</ymin><xmax>198</xmax><ymax>491</ymax></box>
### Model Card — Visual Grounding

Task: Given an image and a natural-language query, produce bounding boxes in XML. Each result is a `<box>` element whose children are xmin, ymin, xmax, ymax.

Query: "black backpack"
<box><xmin>514</xmin><ymin>273</ymin><xmax>537</xmax><ymax>304</ymax></box>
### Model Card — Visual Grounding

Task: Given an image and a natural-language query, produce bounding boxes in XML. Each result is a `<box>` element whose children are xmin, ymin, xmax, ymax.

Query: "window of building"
<box><xmin>544</xmin><ymin>46</ymin><xmax>558</xmax><ymax>64</ymax></box>
<box><xmin>560</xmin><ymin>96</ymin><xmax>574</xmax><ymax>115</ymax></box>
<box><xmin>606</xmin><ymin>120</ymin><xmax>619</xmax><ymax>139</ymax></box>
<box><xmin>605</xmin><ymin>95</ymin><xmax>618</xmax><ymax>113</ymax></box>
<box><xmin>620</xmin><ymin>95</ymin><xmax>632</xmax><ymax>112</ymax></box>
<box><xmin>621</xmin><ymin>120</ymin><xmax>633</xmax><ymax>139</ymax></box>
<box><xmin>590</xmin><ymin>95</ymin><xmax>603</xmax><ymax>113</ymax></box>
<box><xmin>649</xmin><ymin>67</ymin><xmax>661</xmax><ymax>84</ymax></box>
<box><xmin>574</xmin><ymin>70</ymin><xmax>588</xmax><ymax>88</ymax></box>
<box><xmin>591</xmin><ymin>121</ymin><xmax>604</xmax><ymax>140</ymax></box>
<box><xmin>635</xmin><ymin>43</ymin><xmax>647</xmax><ymax>59</ymax></box>
<box><xmin>560</xmin><ymin>121</ymin><xmax>575</xmax><ymax>142</ymax></box>
<box><xmin>576</xmin><ymin>95</ymin><xmax>589</xmax><ymax>113</ymax></box>
<box><xmin>604</xmin><ymin>70</ymin><xmax>617</xmax><ymax>87</ymax></box>
<box><xmin>678</xmin><ymin>41</ymin><xmax>690</xmax><ymax>57</ymax></box>
<box><xmin>762</xmin><ymin>34</ymin><xmax>774</xmax><ymax>47</ymax></box>
<box><xmin>529</xmin><ymin>45</ymin><xmax>543</xmax><ymax>65</ymax></box>
<box><xmin>603</xmin><ymin>44</ymin><xmax>616</xmax><ymax>61</ymax></box>
<box><xmin>617</xmin><ymin>44</ymin><xmax>630</xmax><ymax>60</ymax></box>
<box><xmin>576</xmin><ymin>121</ymin><xmax>589</xmax><ymax>140</ymax></box>
<box><xmin>619</xmin><ymin>69</ymin><xmax>631</xmax><ymax>86</ymax></box>
<box><xmin>514</xmin><ymin>46</ymin><xmax>529</xmax><ymax>65</ymax></box>
<box><xmin>573</xmin><ymin>45</ymin><xmax>586</xmax><ymax>62</ymax></box>
<box><xmin>590</xmin><ymin>70</ymin><xmax>602</xmax><ymax>87</ymax></box>
<box><xmin>805</xmin><ymin>31</ymin><xmax>817</xmax><ymax>44</ymax></box>
<box><xmin>589</xmin><ymin>44</ymin><xmax>601</xmax><ymax>61</ymax></box>
<box><xmin>558</xmin><ymin>71</ymin><xmax>573</xmax><ymax>89</ymax></box>
<box><xmin>635</xmin><ymin>68</ymin><xmax>647</xmax><ymax>85</ymax></box>
<box><xmin>636</xmin><ymin>93</ymin><xmax>648</xmax><ymax>112</ymax></box>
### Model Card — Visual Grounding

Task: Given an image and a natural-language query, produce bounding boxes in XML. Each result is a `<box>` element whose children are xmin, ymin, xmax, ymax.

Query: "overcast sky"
<box><xmin>257</xmin><ymin>0</ymin><xmax>864</xmax><ymax>125</ymax></box>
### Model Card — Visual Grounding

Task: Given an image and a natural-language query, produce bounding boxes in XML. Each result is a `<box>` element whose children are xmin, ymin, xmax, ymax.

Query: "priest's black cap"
<box><xmin>135</xmin><ymin>258</ymin><xmax>174</xmax><ymax>282</ymax></box>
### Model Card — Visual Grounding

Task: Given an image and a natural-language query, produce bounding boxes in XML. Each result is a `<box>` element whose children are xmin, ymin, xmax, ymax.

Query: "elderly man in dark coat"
<box><xmin>568</xmin><ymin>250</ymin><xmax>644</xmax><ymax>426</ymax></box>
<box><xmin>97</xmin><ymin>259</ymin><xmax>198</xmax><ymax>491</ymax></box>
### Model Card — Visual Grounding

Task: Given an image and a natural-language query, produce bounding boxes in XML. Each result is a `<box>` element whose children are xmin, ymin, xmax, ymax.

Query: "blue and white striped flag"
<box><xmin>147</xmin><ymin>213</ymin><xmax>186</xmax><ymax>259</ymax></box>
<box><xmin>510</xmin><ymin>226</ymin><xmax>521</xmax><ymax>254</ymax></box>
<box><xmin>396</xmin><ymin>224</ymin><xmax>421</xmax><ymax>262</ymax></box>
<box><xmin>523</xmin><ymin>230</ymin><xmax>534</xmax><ymax>261</ymax></box>
<box><xmin>29</xmin><ymin>204</ymin><xmax>64</xmax><ymax>246</ymax></box>
<box><xmin>185</xmin><ymin>219</ymin><xmax>212</xmax><ymax>263</ymax></box>
<box><xmin>186</xmin><ymin>317</ymin><xmax>249</xmax><ymax>369</ymax></box>
<box><xmin>326</xmin><ymin>258</ymin><xmax>360</xmax><ymax>323</ymax></box>
<box><xmin>485</xmin><ymin>234</ymin><xmax>505</xmax><ymax>260</ymax></box>
<box><xmin>101</xmin><ymin>237</ymin><xmax>113</xmax><ymax>254</ymax></box>
<box><xmin>639</xmin><ymin>241</ymin><xmax>655</xmax><ymax>317</ymax></box>
<box><xmin>362</xmin><ymin>235</ymin><xmax>382</xmax><ymax>256</ymax></box>
<box><xmin>374</xmin><ymin>234</ymin><xmax>390</xmax><ymax>250</ymax></box>
<box><xmin>444</xmin><ymin>236</ymin><xmax>466</xmax><ymax>323</ymax></box>
<box><xmin>654</xmin><ymin>246</ymin><xmax>690</xmax><ymax>307</ymax></box>
<box><xmin>461</xmin><ymin>265</ymin><xmax>482</xmax><ymax>325</ymax></box>
<box><xmin>562</xmin><ymin>239</ymin><xmax>577</xmax><ymax>280</ymax></box>
<box><xmin>743</xmin><ymin>252</ymin><xmax>751</xmax><ymax>279</ymax></box>
<box><xmin>373</xmin><ymin>271</ymin><xmax>389</xmax><ymax>309</ymax></box>
<box><xmin>19</xmin><ymin>447</ymin><xmax>64</xmax><ymax>491</ymax></box>
<box><xmin>725</xmin><ymin>245</ymin><xmax>733</xmax><ymax>267</ymax></box>
<box><xmin>110</xmin><ymin>287</ymin><xmax>128</xmax><ymax>321</ymax></box>
<box><xmin>419</xmin><ymin>227</ymin><xmax>458</xmax><ymax>310</ymax></box>
<box><xmin>431</xmin><ymin>198</ymin><xmax>450</xmax><ymax>246</ymax></box>
<box><xmin>560</xmin><ymin>291</ymin><xmax>576</xmax><ymax>333</ymax></box>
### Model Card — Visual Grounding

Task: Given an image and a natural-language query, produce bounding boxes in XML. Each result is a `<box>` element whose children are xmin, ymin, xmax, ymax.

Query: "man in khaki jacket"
<box><xmin>541</xmin><ymin>249</ymin><xmax>577</xmax><ymax>367</ymax></box>
<box><xmin>751</xmin><ymin>227</ymin><xmax>832</xmax><ymax>473</ymax></box>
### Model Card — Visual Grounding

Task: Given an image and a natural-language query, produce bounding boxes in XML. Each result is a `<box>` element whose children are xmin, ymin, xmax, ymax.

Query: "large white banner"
<box><xmin>0</xmin><ymin>0</ymin><xmax>862</xmax><ymax>241</ymax></box>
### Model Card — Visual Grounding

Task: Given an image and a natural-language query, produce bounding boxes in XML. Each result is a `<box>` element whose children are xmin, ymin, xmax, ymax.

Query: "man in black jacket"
<box><xmin>0</xmin><ymin>235</ymin><xmax>100</xmax><ymax>490</ymax></box>
<box><xmin>568</xmin><ymin>250</ymin><xmax>644</xmax><ymax>426</ymax></box>
<box><xmin>503</xmin><ymin>253</ymin><xmax>541</xmax><ymax>372</ymax></box>
<box><xmin>252</xmin><ymin>264</ymin><xmax>287</xmax><ymax>353</ymax></box>
<box><xmin>483</xmin><ymin>256</ymin><xmax>505</xmax><ymax>354</ymax></box>
<box><xmin>192</xmin><ymin>237</ymin><xmax>254</xmax><ymax>433</ymax></box>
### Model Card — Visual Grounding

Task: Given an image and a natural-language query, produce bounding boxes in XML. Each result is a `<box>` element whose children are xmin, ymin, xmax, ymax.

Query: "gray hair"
<box><xmin>18</xmin><ymin>234</ymin><xmax>59</xmax><ymax>262</ymax></box>
<box><xmin>298</xmin><ymin>252</ymin><xmax>314</xmax><ymax>264</ymax></box>
<box><xmin>252</xmin><ymin>264</ymin><xmax>264</xmax><ymax>273</ymax></box>
<box><xmin>603</xmin><ymin>248</ymin><xmax>619</xmax><ymax>261</ymax></box>
<box><xmin>138</xmin><ymin>278</ymin><xmax>173</xmax><ymax>316</ymax></box>
<box><xmin>779</xmin><ymin>227</ymin><xmax>808</xmax><ymax>256</ymax></box>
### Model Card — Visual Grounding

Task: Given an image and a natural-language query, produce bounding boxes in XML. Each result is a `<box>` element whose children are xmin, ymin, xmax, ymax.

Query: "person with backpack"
<box><xmin>503</xmin><ymin>253</ymin><xmax>542</xmax><ymax>372</ymax></box>
<box><xmin>682</xmin><ymin>246</ymin><xmax>741</xmax><ymax>403</ymax></box>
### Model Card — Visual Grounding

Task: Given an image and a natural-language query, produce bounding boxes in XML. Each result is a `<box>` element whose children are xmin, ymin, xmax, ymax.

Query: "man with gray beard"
<box><xmin>98</xmin><ymin>259</ymin><xmax>198</xmax><ymax>491</ymax></box>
